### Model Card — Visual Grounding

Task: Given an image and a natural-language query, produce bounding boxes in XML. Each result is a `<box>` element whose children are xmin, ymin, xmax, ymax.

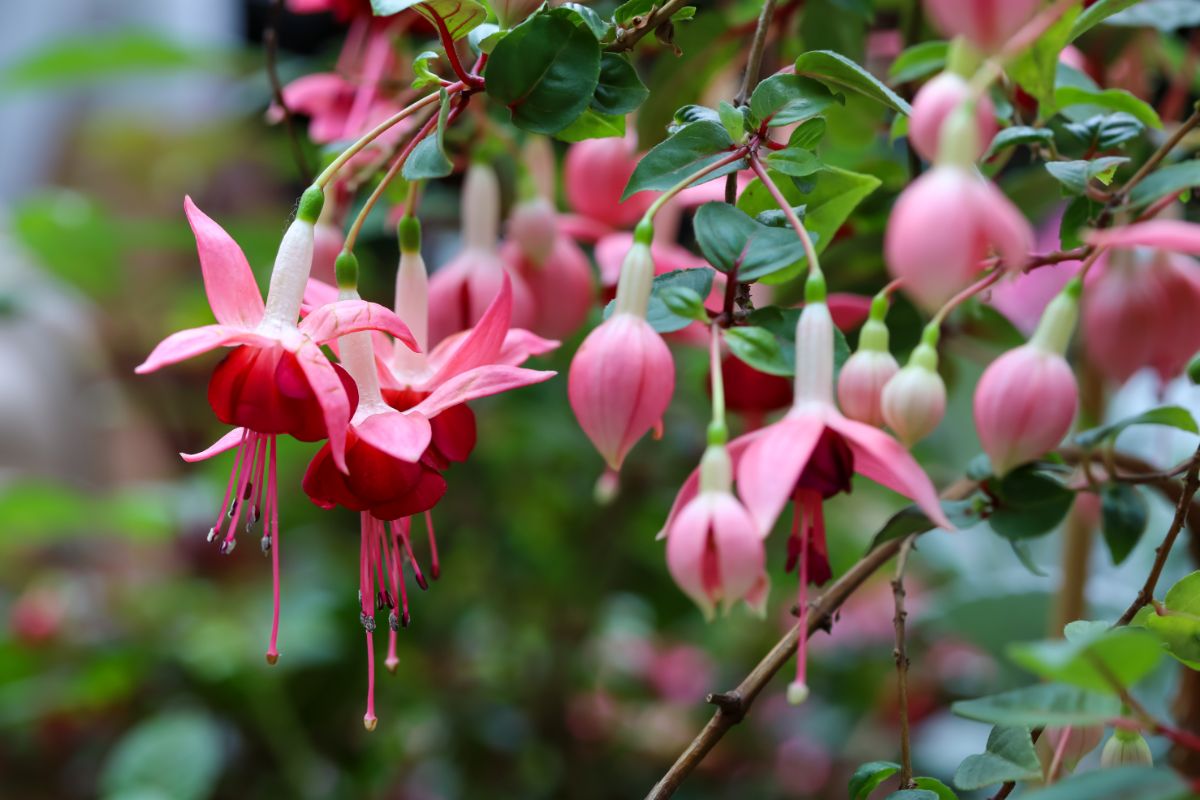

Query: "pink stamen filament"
<box><xmin>359</xmin><ymin>516</ymin><xmax>378</xmax><ymax>731</ymax></box>
<box><xmin>425</xmin><ymin>511</ymin><xmax>440</xmax><ymax>580</ymax></box>
<box><xmin>266</xmin><ymin>436</ymin><xmax>281</xmax><ymax>665</ymax></box>
<box><xmin>390</xmin><ymin>520</ymin><xmax>412</xmax><ymax>629</ymax></box>
<box><xmin>212</xmin><ymin>429</ymin><xmax>251</xmax><ymax>537</ymax></box>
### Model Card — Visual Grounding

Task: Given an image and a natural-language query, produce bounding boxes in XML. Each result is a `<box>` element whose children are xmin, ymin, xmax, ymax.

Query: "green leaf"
<box><xmin>671</xmin><ymin>104</ymin><xmax>721</xmax><ymax>131</ymax></box>
<box><xmin>1127</xmin><ymin>160</ymin><xmax>1200</xmax><ymax>209</ymax></box>
<box><xmin>888</xmin><ymin>41</ymin><xmax>948</xmax><ymax>84</ymax></box>
<box><xmin>849</xmin><ymin>761</ymin><xmax>900</xmax><ymax>800</ymax></box>
<box><xmin>372</xmin><ymin>0</ymin><xmax>487</xmax><ymax>39</ymax></box>
<box><xmin>13</xmin><ymin>191</ymin><xmax>125</xmax><ymax>298</ymax></box>
<box><xmin>984</xmin><ymin>126</ymin><xmax>1055</xmax><ymax>159</ymax></box>
<box><xmin>951</xmin><ymin>684</ymin><xmax>1122</xmax><ymax>727</ymax></box>
<box><xmin>403</xmin><ymin>89</ymin><xmax>453</xmax><ymax>179</ymax></box>
<box><xmin>765</xmin><ymin>147</ymin><xmax>822</xmax><ymax>177</ymax></box>
<box><xmin>412</xmin><ymin>50</ymin><xmax>442</xmax><ymax>89</ymax></box>
<box><xmin>1045</xmin><ymin>156</ymin><xmax>1129</xmax><ymax>194</ymax></box>
<box><xmin>1010</xmin><ymin>539</ymin><xmax>1048</xmax><ymax>577</ymax></box>
<box><xmin>1007</xmin><ymin>6</ymin><xmax>1081</xmax><ymax>110</ymax></box>
<box><xmin>560</xmin><ymin>2</ymin><xmax>611</xmax><ymax>39</ymax></box>
<box><xmin>954</xmin><ymin>726</ymin><xmax>1042</xmax><ymax>791</ymax></box>
<box><xmin>749</xmin><ymin>74</ymin><xmax>841</xmax><ymax>127</ymax></box>
<box><xmin>793</xmin><ymin>50</ymin><xmax>912</xmax><ymax>115</ymax></box>
<box><xmin>603</xmin><ymin>269</ymin><xmax>715</xmax><ymax>333</ymax></box>
<box><xmin>718</xmin><ymin>101</ymin><xmax>746</xmax><ymax>143</ymax></box>
<box><xmin>1136</xmin><ymin>571</ymin><xmax>1200</xmax><ymax>669</ymax></box>
<box><xmin>693</xmin><ymin>202</ymin><xmax>810</xmax><ymax>281</ymax></box>
<box><xmin>484</xmin><ymin>10</ymin><xmax>602</xmax><ymax>134</ymax></box>
<box><xmin>554</xmin><ymin>108</ymin><xmax>626</xmax><ymax>141</ymax></box>
<box><xmin>1060</xmin><ymin>194</ymin><xmax>1101</xmax><ymax>250</ymax></box>
<box><xmin>1007</xmin><ymin>626</ymin><xmax>1163</xmax><ymax>693</ymax></box>
<box><xmin>737</xmin><ymin>166</ymin><xmax>881</xmax><ymax>284</ymax></box>
<box><xmin>1075</xmin><ymin>406</ymin><xmax>1199</xmax><ymax>448</ymax></box>
<box><xmin>1019</xmin><ymin>766</ymin><xmax>1191</xmax><ymax>800</ymax></box>
<box><xmin>468</xmin><ymin>22</ymin><xmax>505</xmax><ymax>54</ymax></box>
<box><xmin>912</xmin><ymin>777</ymin><xmax>957</xmax><ymax>800</ymax></box>
<box><xmin>1070</xmin><ymin>0</ymin><xmax>1144</xmax><ymax>40</ymax></box>
<box><xmin>100</xmin><ymin>711</ymin><xmax>224</xmax><ymax>800</ymax></box>
<box><xmin>987</xmin><ymin>467</ymin><xmax>1075</xmax><ymax>540</ymax></box>
<box><xmin>658</xmin><ymin>286</ymin><xmax>707</xmax><ymax>322</ymax></box>
<box><xmin>866</xmin><ymin>499</ymin><xmax>984</xmax><ymax>552</ymax></box>
<box><xmin>885</xmin><ymin>792</ymin><xmax>938</xmax><ymax>800</ymax></box>
<box><xmin>613</xmin><ymin>0</ymin><xmax>654</xmax><ymax>26</ymax></box>
<box><xmin>1101</xmin><ymin>483</ymin><xmax>1149</xmax><ymax>565</ymax></box>
<box><xmin>724</xmin><ymin>327</ymin><xmax>793</xmax><ymax>376</ymax></box>
<box><xmin>1055</xmin><ymin>86</ymin><xmax>1163</xmax><ymax>129</ymax></box>
<box><xmin>1059</xmin><ymin>113</ymin><xmax>1145</xmax><ymax>152</ymax></box>
<box><xmin>592</xmin><ymin>53</ymin><xmax>648</xmax><ymax>116</ymax></box>
<box><xmin>739</xmin><ymin>306</ymin><xmax>851</xmax><ymax>378</ymax></box>
<box><xmin>788</xmin><ymin>117</ymin><xmax>828</xmax><ymax>150</ymax></box>
<box><xmin>2</xmin><ymin>32</ymin><xmax>219</xmax><ymax>89</ymax></box>
<box><xmin>623</xmin><ymin>120</ymin><xmax>744</xmax><ymax>199</ymax></box>
<box><xmin>1107</xmin><ymin>0</ymin><xmax>1200</xmax><ymax>32</ymax></box>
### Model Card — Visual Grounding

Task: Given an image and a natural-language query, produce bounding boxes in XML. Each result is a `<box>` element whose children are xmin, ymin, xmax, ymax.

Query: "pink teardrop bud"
<box><xmin>924</xmin><ymin>0</ymin><xmax>1042</xmax><ymax>53</ymax></box>
<box><xmin>564</xmin><ymin>136</ymin><xmax>656</xmax><ymax>229</ymax></box>
<box><xmin>910</xmin><ymin>72</ymin><xmax>997</xmax><ymax>163</ymax></box>
<box><xmin>881</xmin><ymin>342</ymin><xmax>946</xmax><ymax>446</ymax></box>
<box><xmin>837</xmin><ymin>312</ymin><xmax>899</xmax><ymax>427</ymax></box>
<box><xmin>508</xmin><ymin>198</ymin><xmax>559</xmax><ymax>267</ymax></box>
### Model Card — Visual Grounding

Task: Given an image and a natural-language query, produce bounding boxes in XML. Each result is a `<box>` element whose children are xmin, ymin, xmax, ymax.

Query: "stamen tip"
<box><xmin>385</xmin><ymin>656</ymin><xmax>399</xmax><ymax>674</ymax></box>
<box><xmin>787</xmin><ymin>681</ymin><xmax>810</xmax><ymax>706</ymax></box>
<box><xmin>266</xmin><ymin>651</ymin><xmax>279</xmax><ymax>666</ymax></box>
<box><xmin>363</xmin><ymin>715</ymin><xmax>378</xmax><ymax>732</ymax></box>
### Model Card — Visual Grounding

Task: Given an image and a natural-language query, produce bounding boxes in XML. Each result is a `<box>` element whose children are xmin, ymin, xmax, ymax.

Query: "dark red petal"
<box><xmin>370</xmin><ymin>468</ymin><xmax>448</xmax><ymax>520</ymax></box>
<box><xmin>430</xmin><ymin>404</ymin><xmax>477</xmax><ymax>464</ymax></box>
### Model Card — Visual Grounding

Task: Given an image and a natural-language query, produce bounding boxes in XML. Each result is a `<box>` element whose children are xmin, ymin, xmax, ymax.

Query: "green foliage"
<box><xmin>2</xmin><ymin>32</ymin><xmax>222</xmax><ymax>89</ymax></box>
<box><xmin>849</xmin><ymin>761</ymin><xmax>899</xmax><ymax>800</ymax></box>
<box><xmin>748</xmin><ymin>74</ymin><xmax>842</xmax><ymax>127</ymax></box>
<box><xmin>1127</xmin><ymin>160</ymin><xmax>1200</xmax><ymax>209</ymax></box>
<box><xmin>951</xmin><ymin>683</ymin><xmax>1122</xmax><ymax>727</ymax></box>
<box><xmin>1135</xmin><ymin>571</ymin><xmax>1200</xmax><ymax>669</ymax></box>
<box><xmin>1008</xmin><ymin>6</ymin><xmax>1081</xmax><ymax>110</ymax></box>
<box><xmin>1075</xmin><ymin>406</ymin><xmax>1199</xmax><ymax>448</ymax></box>
<box><xmin>1101</xmin><ymin>483</ymin><xmax>1149</xmax><ymax>565</ymax></box>
<box><xmin>602</xmin><ymin>268</ymin><xmax>714</xmax><ymax>333</ymax></box>
<box><xmin>1057</xmin><ymin>113</ymin><xmax>1146</xmax><ymax>153</ymax></box>
<box><xmin>911</xmin><ymin>777</ymin><xmax>957</xmax><ymax>800</ymax></box>
<box><xmin>1045</xmin><ymin>157</ymin><xmax>1129</xmax><ymax>195</ymax></box>
<box><xmin>765</xmin><ymin>147</ymin><xmax>823</xmax><ymax>177</ymax></box>
<box><xmin>1070</xmin><ymin>0</ymin><xmax>1144</xmax><ymax>40</ymax></box>
<box><xmin>986</xmin><ymin>466</ymin><xmax>1075</xmax><ymax>541</ymax></box>
<box><xmin>403</xmin><ymin>89</ymin><xmax>453</xmax><ymax>179</ymax></box>
<box><xmin>1007</xmin><ymin>623</ymin><xmax>1163</xmax><ymax>693</ymax></box>
<box><xmin>954</xmin><ymin>726</ymin><xmax>1042</xmax><ymax>791</ymax></box>
<box><xmin>372</xmin><ymin>0</ymin><xmax>487</xmax><ymax>38</ymax></box>
<box><xmin>1107</xmin><ymin>0</ymin><xmax>1200</xmax><ymax>31</ymax></box>
<box><xmin>591</xmin><ymin>54</ymin><xmax>649</xmax><ymax>116</ymax></box>
<box><xmin>484</xmin><ymin>9</ymin><xmax>602</xmax><ymax>134</ymax></box>
<box><xmin>866</xmin><ymin>499</ymin><xmax>984</xmax><ymax>552</ymax></box>
<box><xmin>888</xmin><ymin>41</ymin><xmax>948</xmax><ymax>84</ymax></box>
<box><xmin>100</xmin><ymin>710</ymin><xmax>224</xmax><ymax>800</ymax></box>
<box><xmin>985</xmin><ymin>127</ymin><xmax>1055</xmax><ymax>159</ymax></box>
<box><xmin>1019</xmin><ymin>766</ymin><xmax>1191</xmax><ymax>800</ymax></box>
<box><xmin>623</xmin><ymin>120</ymin><xmax>745</xmax><ymax>198</ymax></box>
<box><xmin>793</xmin><ymin>50</ymin><xmax>912</xmax><ymax>115</ymax></box>
<box><xmin>724</xmin><ymin>326</ymin><xmax>793</xmax><ymax>376</ymax></box>
<box><xmin>692</xmin><ymin>202</ymin><xmax>810</xmax><ymax>281</ymax></box>
<box><xmin>555</xmin><ymin>109</ymin><xmax>626</xmax><ymax>141</ymax></box>
<box><xmin>1055</xmin><ymin>86</ymin><xmax>1163</xmax><ymax>129</ymax></box>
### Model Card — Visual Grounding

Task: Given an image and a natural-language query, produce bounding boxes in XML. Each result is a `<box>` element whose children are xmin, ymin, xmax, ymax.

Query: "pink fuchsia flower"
<box><xmin>909</xmin><ymin>72</ymin><xmax>998</xmax><ymax>163</ymax></box>
<box><xmin>664</xmin><ymin>443</ymin><xmax>767</xmax><ymax>620</ymax></box>
<box><xmin>563</xmin><ymin>135</ymin><xmax>657</xmax><ymax>231</ymax></box>
<box><xmin>137</xmin><ymin>191</ymin><xmax>417</xmax><ymax>663</ymax></box>
<box><xmin>287</xmin><ymin>0</ymin><xmax>371</xmax><ymax>19</ymax></box>
<box><xmin>885</xmin><ymin>165</ymin><xmax>1032</xmax><ymax>311</ymax></box>
<box><xmin>924</xmin><ymin>0</ymin><xmax>1042</xmax><ymax>53</ymax></box>
<box><xmin>569</xmin><ymin>235</ymin><xmax>675</xmax><ymax>470</ymax></box>
<box><xmin>975</xmin><ymin>281</ymin><xmax>1080</xmax><ymax>475</ymax></box>
<box><xmin>501</xmin><ymin>234</ymin><xmax>596</xmax><ymax>340</ymax></box>
<box><xmin>1082</xmin><ymin>221</ymin><xmax>1200</xmax><ymax>384</ymax></box>
<box><xmin>837</xmin><ymin>298</ymin><xmax>899</xmax><ymax>427</ymax></box>
<box><xmin>428</xmin><ymin>163</ymin><xmax>535</xmax><ymax>345</ymax></box>
<box><xmin>989</xmin><ymin>208</ymin><xmax>1082</xmax><ymax>336</ymax></box>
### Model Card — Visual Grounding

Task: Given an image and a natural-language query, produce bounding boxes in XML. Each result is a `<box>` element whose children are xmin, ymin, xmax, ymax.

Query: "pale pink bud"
<box><xmin>665</xmin><ymin>447</ymin><xmax>765</xmax><ymax>620</ymax></box>
<box><xmin>838</xmin><ymin>350</ymin><xmax>899</xmax><ymax>427</ymax></box>
<box><xmin>1036</xmin><ymin>726</ymin><xmax>1105</xmax><ymax>777</ymax></box>
<box><xmin>882</xmin><ymin>344</ymin><xmax>946</xmax><ymax>446</ymax></box>
<box><xmin>501</xmin><ymin>234</ymin><xmax>596</xmax><ymax>340</ymax></box>
<box><xmin>311</xmin><ymin>220</ymin><xmax>344</xmax><ymax>285</ymax></box>
<box><xmin>885</xmin><ymin>165</ymin><xmax>1032</xmax><ymax>311</ymax></box>
<box><xmin>568</xmin><ymin>242</ymin><xmax>674</xmax><ymax>469</ymax></box>
<box><xmin>1099</xmin><ymin>730</ymin><xmax>1153</xmax><ymax>768</ymax></box>
<box><xmin>564</xmin><ymin>136</ymin><xmax>656</xmax><ymax>230</ymax></box>
<box><xmin>924</xmin><ymin>0</ymin><xmax>1042</xmax><ymax>53</ymax></box>
<box><xmin>975</xmin><ymin>285</ymin><xmax>1079</xmax><ymax>475</ymax></box>
<box><xmin>508</xmin><ymin>198</ymin><xmax>559</xmax><ymax>267</ymax></box>
<box><xmin>909</xmin><ymin>72</ymin><xmax>998</xmax><ymax>163</ymax></box>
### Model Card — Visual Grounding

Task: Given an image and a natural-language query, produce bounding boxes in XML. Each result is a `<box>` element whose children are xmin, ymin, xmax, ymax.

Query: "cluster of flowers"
<box><xmin>138</xmin><ymin>0</ymin><xmax>1200</xmax><ymax>729</ymax></box>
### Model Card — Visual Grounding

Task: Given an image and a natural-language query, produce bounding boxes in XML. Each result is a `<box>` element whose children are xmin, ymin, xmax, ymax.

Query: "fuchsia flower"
<box><xmin>662</xmin><ymin>285</ymin><xmax>950</xmax><ymax>701</ymax></box>
<box><xmin>975</xmin><ymin>281</ymin><xmax>1080</xmax><ymax>475</ymax></box>
<box><xmin>428</xmin><ymin>163</ymin><xmax>535</xmax><ymax>345</ymax></box>
<box><xmin>136</xmin><ymin>190</ymin><xmax>417</xmax><ymax>664</ymax></box>
<box><xmin>924</xmin><ymin>0</ymin><xmax>1042</xmax><ymax>53</ymax></box>
<box><xmin>909</xmin><ymin>73</ymin><xmax>997</xmax><ymax>163</ymax></box>
<box><xmin>885</xmin><ymin>165</ymin><xmax>1032</xmax><ymax>311</ymax></box>
<box><xmin>569</xmin><ymin>236</ymin><xmax>675</xmax><ymax>470</ymax></box>
<box><xmin>1082</xmin><ymin>221</ymin><xmax>1200</xmax><ymax>384</ymax></box>
<box><xmin>837</xmin><ymin>301</ymin><xmax>898</xmax><ymax>428</ymax></box>
<box><xmin>563</xmin><ymin>135</ymin><xmax>656</xmax><ymax>232</ymax></box>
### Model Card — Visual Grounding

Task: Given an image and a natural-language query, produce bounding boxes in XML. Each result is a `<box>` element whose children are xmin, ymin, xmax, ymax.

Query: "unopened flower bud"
<box><xmin>1100</xmin><ymin>729</ymin><xmax>1153</xmax><ymax>768</ymax></box>
<box><xmin>508</xmin><ymin>198</ymin><xmax>559</xmax><ymax>267</ymax></box>
<box><xmin>882</xmin><ymin>328</ymin><xmax>946</xmax><ymax>445</ymax></box>
<box><xmin>924</xmin><ymin>0</ymin><xmax>1042</xmax><ymax>53</ymax></box>
<box><xmin>910</xmin><ymin>72</ymin><xmax>997</xmax><ymax>163</ymax></box>
<box><xmin>837</xmin><ymin>301</ymin><xmax>899</xmax><ymax>427</ymax></box>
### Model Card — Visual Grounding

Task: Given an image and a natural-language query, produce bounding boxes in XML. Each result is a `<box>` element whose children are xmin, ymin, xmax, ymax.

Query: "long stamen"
<box><xmin>379</xmin><ymin>517</ymin><xmax>402</xmax><ymax>674</ymax></box>
<box><xmin>390</xmin><ymin>521</ymin><xmax>412</xmax><ymax>629</ymax></box>
<box><xmin>222</xmin><ymin>434</ymin><xmax>259</xmax><ymax>554</ymax></box>
<box><xmin>790</xmin><ymin>497</ymin><xmax>813</xmax><ymax>705</ymax></box>
<box><xmin>425</xmin><ymin>511</ymin><xmax>440</xmax><ymax>580</ymax></box>
<box><xmin>211</xmin><ymin>429</ymin><xmax>251</xmax><ymax>541</ymax></box>
<box><xmin>398</xmin><ymin>519</ymin><xmax>428</xmax><ymax>590</ymax></box>
<box><xmin>266</xmin><ymin>436</ymin><xmax>282</xmax><ymax>665</ymax></box>
<box><xmin>363</xmin><ymin>629</ymin><xmax>378</xmax><ymax>732</ymax></box>
<box><xmin>359</xmin><ymin>517</ymin><xmax>378</xmax><ymax>731</ymax></box>
<box><xmin>247</xmin><ymin>434</ymin><xmax>268</xmax><ymax>534</ymax></box>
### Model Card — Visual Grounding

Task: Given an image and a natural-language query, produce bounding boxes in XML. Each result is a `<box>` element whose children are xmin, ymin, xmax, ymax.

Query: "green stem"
<box><xmin>640</xmin><ymin>149</ymin><xmax>749</xmax><ymax>227</ymax></box>
<box><xmin>708</xmin><ymin>324</ymin><xmax>727</xmax><ymax>445</ymax></box>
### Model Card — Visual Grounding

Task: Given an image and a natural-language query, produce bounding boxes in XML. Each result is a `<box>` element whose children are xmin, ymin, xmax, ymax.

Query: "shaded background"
<box><xmin>3</xmin><ymin>1</ymin><xmax>1200</xmax><ymax>798</ymax></box>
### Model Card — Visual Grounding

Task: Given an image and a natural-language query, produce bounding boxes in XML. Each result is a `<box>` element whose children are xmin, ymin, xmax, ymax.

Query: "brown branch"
<box><xmin>1113</xmin><ymin>106</ymin><xmax>1200</xmax><ymax>208</ymax></box>
<box><xmin>892</xmin><ymin>535</ymin><xmax>917</xmax><ymax>789</ymax></box>
<box><xmin>1115</xmin><ymin>444</ymin><xmax>1200</xmax><ymax>626</ymax></box>
<box><xmin>732</xmin><ymin>0</ymin><xmax>778</xmax><ymax>107</ymax></box>
<box><xmin>606</xmin><ymin>0</ymin><xmax>694</xmax><ymax>53</ymax></box>
<box><xmin>643</xmin><ymin>478</ymin><xmax>979</xmax><ymax>800</ymax></box>
<box><xmin>265</xmin><ymin>0</ymin><xmax>312</xmax><ymax>183</ymax></box>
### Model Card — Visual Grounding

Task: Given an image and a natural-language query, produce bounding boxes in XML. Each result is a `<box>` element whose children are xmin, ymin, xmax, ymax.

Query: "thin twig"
<box><xmin>892</xmin><ymin>535</ymin><xmax>917</xmax><ymax>789</ymax></box>
<box><xmin>1115</xmin><ymin>444</ymin><xmax>1200</xmax><ymax>626</ymax></box>
<box><xmin>733</xmin><ymin>0</ymin><xmax>778</xmax><ymax>107</ymax></box>
<box><xmin>606</xmin><ymin>0</ymin><xmax>695</xmax><ymax>53</ymax></box>
<box><xmin>1113</xmin><ymin>107</ymin><xmax>1200</xmax><ymax>207</ymax></box>
<box><xmin>264</xmin><ymin>0</ymin><xmax>312</xmax><ymax>182</ymax></box>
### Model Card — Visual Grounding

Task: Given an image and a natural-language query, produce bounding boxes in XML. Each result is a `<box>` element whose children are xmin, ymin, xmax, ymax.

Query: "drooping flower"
<box><xmin>427</xmin><ymin>163</ymin><xmax>535</xmax><ymax>345</ymax></box>
<box><xmin>975</xmin><ymin>280</ymin><xmax>1080</xmax><ymax>476</ymax></box>
<box><xmin>923</xmin><ymin>0</ymin><xmax>1042</xmax><ymax>53</ymax></box>
<box><xmin>137</xmin><ymin>190</ymin><xmax>417</xmax><ymax>664</ymax></box>
<box><xmin>837</xmin><ymin>297</ymin><xmax>899</xmax><ymax>427</ymax></box>
<box><xmin>909</xmin><ymin>72</ymin><xmax>997</xmax><ymax>163</ymax></box>
<box><xmin>885</xmin><ymin>165</ymin><xmax>1032</xmax><ymax>311</ymax></box>
<box><xmin>881</xmin><ymin>328</ymin><xmax>947</xmax><ymax>445</ymax></box>
<box><xmin>563</xmin><ymin>135</ymin><xmax>656</xmax><ymax>232</ymax></box>
<box><xmin>662</xmin><ymin>279</ymin><xmax>951</xmax><ymax>702</ymax></box>
<box><xmin>664</xmin><ymin>443</ymin><xmax>767</xmax><ymax>620</ymax></box>
<box><xmin>569</xmin><ymin>233</ymin><xmax>675</xmax><ymax>470</ymax></box>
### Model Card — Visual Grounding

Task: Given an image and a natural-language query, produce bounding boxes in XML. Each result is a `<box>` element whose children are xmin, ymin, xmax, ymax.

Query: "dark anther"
<box><xmin>360</xmin><ymin>613</ymin><xmax>376</xmax><ymax>633</ymax></box>
<box><xmin>206</xmin><ymin>527</ymin><xmax>218</xmax><ymax>543</ymax></box>
<box><xmin>401</xmin><ymin>610</ymin><xmax>411</xmax><ymax>628</ymax></box>
<box><xmin>261</xmin><ymin>536</ymin><xmax>271</xmax><ymax>556</ymax></box>
<box><xmin>375</xmin><ymin>591</ymin><xmax>385</xmax><ymax>612</ymax></box>
<box><xmin>243</xmin><ymin>482</ymin><xmax>253</xmax><ymax>501</ymax></box>
<box><xmin>414</xmin><ymin>572</ymin><xmax>428</xmax><ymax>591</ymax></box>
<box><xmin>219</xmin><ymin>538</ymin><xmax>237</xmax><ymax>555</ymax></box>
<box><xmin>384</xmin><ymin>590</ymin><xmax>395</xmax><ymax>609</ymax></box>
<box><xmin>388</xmin><ymin>611</ymin><xmax>399</xmax><ymax>632</ymax></box>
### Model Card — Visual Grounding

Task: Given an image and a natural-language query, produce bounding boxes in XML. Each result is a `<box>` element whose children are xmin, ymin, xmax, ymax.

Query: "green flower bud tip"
<box><xmin>706</xmin><ymin>419</ymin><xmax>728</xmax><ymax>446</ymax></box>
<box><xmin>920</xmin><ymin>321</ymin><xmax>941</xmax><ymax>349</ymax></box>
<box><xmin>1188</xmin><ymin>351</ymin><xmax>1200</xmax><ymax>385</ymax></box>
<box><xmin>335</xmin><ymin>250</ymin><xmax>359</xmax><ymax>290</ymax></box>
<box><xmin>398</xmin><ymin>216</ymin><xmax>422</xmax><ymax>254</ymax></box>
<box><xmin>634</xmin><ymin>218</ymin><xmax>654</xmax><ymax>245</ymax></box>
<box><xmin>804</xmin><ymin>270</ymin><xmax>827</xmax><ymax>303</ymax></box>
<box><xmin>297</xmin><ymin>185</ymin><xmax>325</xmax><ymax>224</ymax></box>
<box><xmin>869</xmin><ymin>292</ymin><xmax>890</xmax><ymax>322</ymax></box>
